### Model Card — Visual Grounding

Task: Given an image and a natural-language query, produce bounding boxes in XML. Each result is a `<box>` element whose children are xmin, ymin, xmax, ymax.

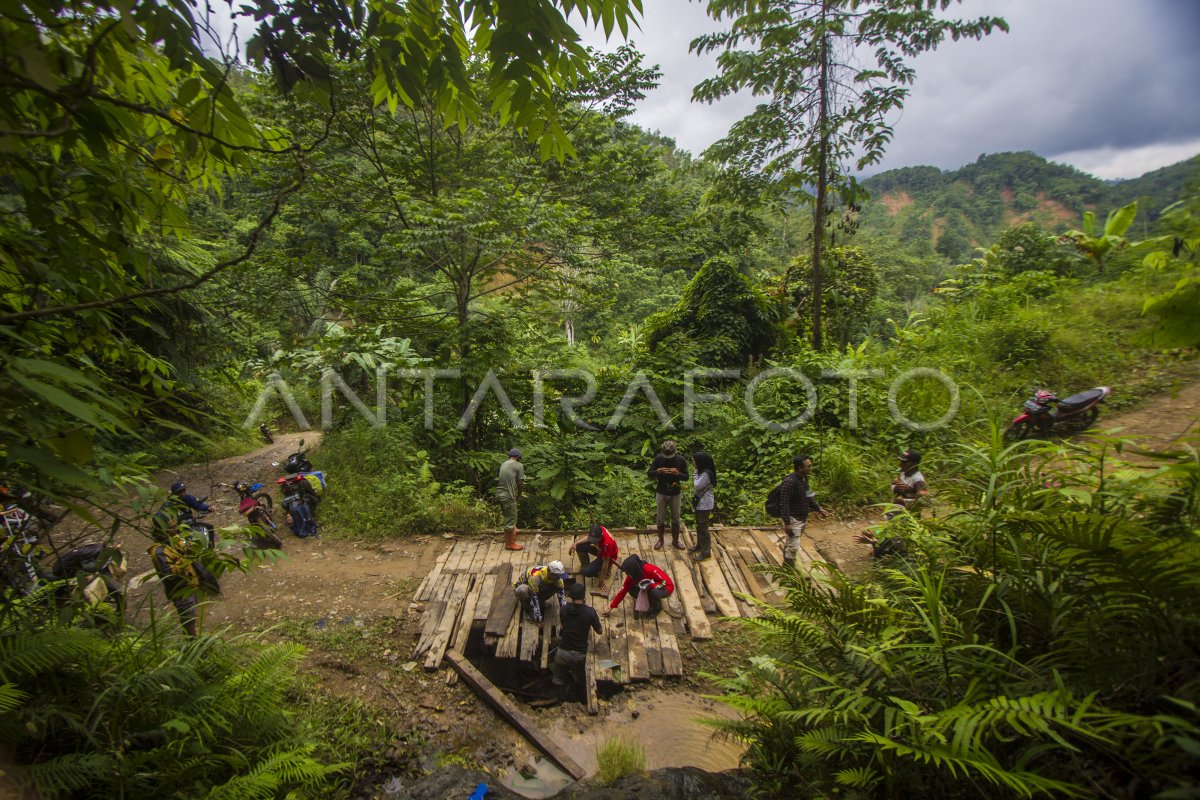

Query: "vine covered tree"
<box><xmin>692</xmin><ymin>0</ymin><xmax>1006</xmax><ymax>349</ymax></box>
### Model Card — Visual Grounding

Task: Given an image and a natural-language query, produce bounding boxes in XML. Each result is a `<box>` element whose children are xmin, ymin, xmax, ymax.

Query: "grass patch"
<box><xmin>596</xmin><ymin>737</ymin><xmax>646</xmax><ymax>786</ymax></box>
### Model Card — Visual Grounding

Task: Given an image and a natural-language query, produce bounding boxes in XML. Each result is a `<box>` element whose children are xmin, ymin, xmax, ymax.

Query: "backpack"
<box><xmin>765</xmin><ymin>482</ymin><xmax>784</xmax><ymax>518</ymax></box>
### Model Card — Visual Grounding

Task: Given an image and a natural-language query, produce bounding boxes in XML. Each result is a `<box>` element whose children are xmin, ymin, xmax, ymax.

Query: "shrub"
<box><xmin>317</xmin><ymin>421</ymin><xmax>493</xmax><ymax>539</ymax></box>
<box><xmin>0</xmin><ymin>617</ymin><xmax>345</xmax><ymax>798</ymax></box>
<box><xmin>595</xmin><ymin>737</ymin><xmax>646</xmax><ymax>787</ymax></box>
<box><xmin>711</xmin><ymin>437</ymin><xmax>1200</xmax><ymax>798</ymax></box>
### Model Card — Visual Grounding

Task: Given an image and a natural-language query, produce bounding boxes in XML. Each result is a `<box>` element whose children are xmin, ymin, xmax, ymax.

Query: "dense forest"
<box><xmin>1</xmin><ymin>0</ymin><xmax>1198</xmax><ymax>798</ymax></box>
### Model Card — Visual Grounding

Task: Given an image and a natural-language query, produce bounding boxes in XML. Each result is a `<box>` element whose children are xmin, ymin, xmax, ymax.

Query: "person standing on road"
<box><xmin>779</xmin><ymin>454</ymin><xmax>826</xmax><ymax>568</ymax></box>
<box><xmin>497</xmin><ymin>448</ymin><xmax>525</xmax><ymax>551</ymax></box>
<box><xmin>551</xmin><ymin>582</ymin><xmax>602</xmax><ymax>703</ymax></box>
<box><xmin>647</xmin><ymin>440</ymin><xmax>688</xmax><ymax>550</ymax></box>
<box><xmin>690</xmin><ymin>451</ymin><xmax>717</xmax><ymax>562</ymax></box>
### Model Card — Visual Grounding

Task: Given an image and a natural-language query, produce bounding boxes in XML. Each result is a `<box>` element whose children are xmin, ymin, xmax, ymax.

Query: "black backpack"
<box><xmin>765</xmin><ymin>482</ymin><xmax>784</xmax><ymax>518</ymax></box>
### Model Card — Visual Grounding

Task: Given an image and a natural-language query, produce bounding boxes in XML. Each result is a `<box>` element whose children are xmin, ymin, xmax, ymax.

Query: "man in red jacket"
<box><xmin>602</xmin><ymin>554</ymin><xmax>674</xmax><ymax>619</ymax></box>
<box><xmin>573</xmin><ymin>522</ymin><xmax>620</xmax><ymax>593</ymax></box>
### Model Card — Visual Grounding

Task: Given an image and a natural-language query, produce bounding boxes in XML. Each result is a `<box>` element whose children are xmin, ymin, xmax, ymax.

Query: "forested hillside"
<box><xmin>859</xmin><ymin>151</ymin><xmax>1200</xmax><ymax>261</ymax></box>
<box><xmin>1</xmin><ymin>1</ymin><xmax>1199</xmax><ymax>798</ymax></box>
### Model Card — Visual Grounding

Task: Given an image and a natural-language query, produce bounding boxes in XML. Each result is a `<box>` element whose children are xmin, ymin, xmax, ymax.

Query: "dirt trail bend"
<box><xmin>1098</xmin><ymin>380</ymin><xmax>1200</xmax><ymax>451</ymax></box>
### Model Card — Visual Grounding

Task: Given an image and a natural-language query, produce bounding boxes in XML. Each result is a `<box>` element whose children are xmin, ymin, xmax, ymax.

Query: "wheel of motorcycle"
<box><xmin>1004</xmin><ymin>421</ymin><xmax>1035</xmax><ymax>442</ymax></box>
<box><xmin>253</xmin><ymin>492</ymin><xmax>273</xmax><ymax>510</ymax></box>
<box><xmin>1066</xmin><ymin>407</ymin><xmax>1099</xmax><ymax>432</ymax></box>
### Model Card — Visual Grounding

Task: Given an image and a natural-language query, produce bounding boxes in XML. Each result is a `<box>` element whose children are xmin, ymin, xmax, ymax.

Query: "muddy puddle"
<box><xmin>500</xmin><ymin>689</ymin><xmax>744</xmax><ymax>797</ymax></box>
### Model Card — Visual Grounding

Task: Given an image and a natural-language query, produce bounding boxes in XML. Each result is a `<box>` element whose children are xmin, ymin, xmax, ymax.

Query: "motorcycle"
<box><xmin>1005</xmin><ymin>386</ymin><xmax>1111</xmax><ymax>440</ymax></box>
<box><xmin>224</xmin><ymin>481</ymin><xmax>282</xmax><ymax>549</ymax></box>
<box><xmin>273</xmin><ymin>440</ymin><xmax>325</xmax><ymax>539</ymax></box>
<box><xmin>281</xmin><ymin>439</ymin><xmax>313</xmax><ymax>474</ymax></box>
<box><xmin>259</xmin><ymin>422</ymin><xmax>274</xmax><ymax>444</ymax></box>
<box><xmin>1</xmin><ymin>502</ymin><xmax>126</xmax><ymax>616</ymax></box>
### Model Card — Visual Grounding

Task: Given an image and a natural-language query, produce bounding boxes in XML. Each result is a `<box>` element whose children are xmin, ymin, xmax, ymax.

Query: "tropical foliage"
<box><xmin>710</xmin><ymin>435</ymin><xmax>1200</xmax><ymax>798</ymax></box>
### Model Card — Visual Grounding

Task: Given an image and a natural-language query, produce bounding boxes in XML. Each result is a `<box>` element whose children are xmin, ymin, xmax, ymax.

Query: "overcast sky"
<box><xmin>574</xmin><ymin>0</ymin><xmax>1200</xmax><ymax>180</ymax></box>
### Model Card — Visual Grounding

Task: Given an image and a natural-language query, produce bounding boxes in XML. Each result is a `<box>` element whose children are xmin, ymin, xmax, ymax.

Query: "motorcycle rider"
<box><xmin>163</xmin><ymin>482</ymin><xmax>211</xmax><ymax>522</ymax></box>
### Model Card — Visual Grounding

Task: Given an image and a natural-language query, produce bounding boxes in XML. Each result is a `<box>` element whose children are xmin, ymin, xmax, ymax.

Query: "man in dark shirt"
<box><xmin>779</xmin><ymin>454</ymin><xmax>826</xmax><ymax>568</ymax></box>
<box><xmin>647</xmin><ymin>439</ymin><xmax>689</xmax><ymax>550</ymax></box>
<box><xmin>551</xmin><ymin>582</ymin><xmax>602</xmax><ymax>702</ymax></box>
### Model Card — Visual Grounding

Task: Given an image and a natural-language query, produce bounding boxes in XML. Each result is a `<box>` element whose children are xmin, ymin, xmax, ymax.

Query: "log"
<box><xmin>445</xmin><ymin>651</ymin><xmax>587</xmax><ymax>780</ymax></box>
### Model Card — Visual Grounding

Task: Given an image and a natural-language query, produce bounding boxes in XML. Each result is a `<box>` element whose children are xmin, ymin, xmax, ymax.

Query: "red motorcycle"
<box><xmin>222</xmin><ymin>481</ymin><xmax>282</xmax><ymax>549</ymax></box>
<box><xmin>1005</xmin><ymin>386</ymin><xmax>1111</xmax><ymax>441</ymax></box>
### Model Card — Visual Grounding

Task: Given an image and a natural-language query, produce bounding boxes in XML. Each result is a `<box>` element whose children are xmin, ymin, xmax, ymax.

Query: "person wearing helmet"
<box><xmin>513</xmin><ymin>561</ymin><xmax>568</xmax><ymax>623</ymax></box>
<box><xmin>497</xmin><ymin>448</ymin><xmax>525</xmax><ymax>551</ymax></box>
<box><xmin>157</xmin><ymin>482</ymin><xmax>214</xmax><ymax>547</ymax></box>
<box><xmin>603</xmin><ymin>554</ymin><xmax>674</xmax><ymax>618</ymax></box>
<box><xmin>164</xmin><ymin>482</ymin><xmax>211</xmax><ymax>522</ymax></box>
<box><xmin>551</xmin><ymin>582</ymin><xmax>602</xmax><ymax>703</ymax></box>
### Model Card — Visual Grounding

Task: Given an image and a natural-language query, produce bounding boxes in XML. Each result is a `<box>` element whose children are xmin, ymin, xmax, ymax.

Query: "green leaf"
<box><xmin>1103</xmin><ymin>201</ymin><xmax>1137</xmax><ymax>238</ymax></box>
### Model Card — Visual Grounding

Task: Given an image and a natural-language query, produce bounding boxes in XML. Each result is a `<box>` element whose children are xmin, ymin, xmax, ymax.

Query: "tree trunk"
<box><xmin>811</xmin><ymin>4</ymin><xmax>830</xmax><ymax>352</ymax></box>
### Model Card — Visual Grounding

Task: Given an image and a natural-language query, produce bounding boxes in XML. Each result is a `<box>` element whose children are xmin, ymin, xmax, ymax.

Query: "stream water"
<box><xmin>498</xmin><ymin>689</ymin><xmax>745</xmax><ymax>798</ymax></box>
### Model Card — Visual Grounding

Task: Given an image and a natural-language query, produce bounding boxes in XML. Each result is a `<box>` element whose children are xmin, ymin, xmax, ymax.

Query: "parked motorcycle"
<box><xmin>1</xmin><ymin>502</ymin><xmax>126</xmax><ymax>615</ymax></box>
<box><xmin>1005</xmin><ymin>386</ymin><xmax>1111</xmax><ymax>440</ymax></box>
<box><xmin>273</xmin><ymin>440</ymin><xmax>325</xmax><ymax>539</ymax></box>
<box><xmin>224</xmin><ymin>481</ymin><xmax>282</xmax><ymax>549</ymax></box>
<box><xmin>282</xmin><ymin>439</ymin><xmax>313</xmax><ymax>474</ymax></box>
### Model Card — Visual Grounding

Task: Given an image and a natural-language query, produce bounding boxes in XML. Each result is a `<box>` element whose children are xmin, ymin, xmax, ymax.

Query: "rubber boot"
<box><xmin>653</xmin><ymin>523</ymin><xmax>665</xmax><ymax>550</ymax></box>
<box><xmin>505</xmin><ymin>529</ymin><xmax>524</xmax><ymax>551</ymax></box>
<box><xmin>671</xmin><ymin>531</ymin><xmax>685</xmax><ymax>550</ymax></box>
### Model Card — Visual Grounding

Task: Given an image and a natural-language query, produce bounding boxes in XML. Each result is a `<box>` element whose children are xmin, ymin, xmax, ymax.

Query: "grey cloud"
<box><xmin>592</xmin><ymin>0</ymin><xmax>1200</xmax><ymax>178</ymax></box>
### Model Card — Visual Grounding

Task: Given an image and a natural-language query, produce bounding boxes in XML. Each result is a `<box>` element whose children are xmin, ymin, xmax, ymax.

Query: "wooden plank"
<box><xmin>474</xmin><ymin>574</ymin><xmax>498</xmax><ymax>621</ymax></box>
<box><xmin>444</xmin><ymin>576</ymin><xmax>481</xmax><ymax>685</ymax></box>
<box><xmin>697</xmin><ymin>555</ymin><xmax>741</xmax><ymax>617</ymax></box>
<box><xmin>445</xmin><ymin>651</ymin><xmax>587</xmax><ymax>781</ymax></box>
<box><xmin>751</xmin><ymin>529</ymin><xmax>783</xmax><ymax>567</ymax></box>
<box><xmin>485</xmin><ymin>564</ymin><xmax>516</xmax><ymax>637</ymax></box>
<box><xmin>626</xmin><ymin>606</ymin><xmax>650</xmax><ymax>682</ymax></box>
<box><xmin>586</xmin><ymin>644</ymin><xmax>599</xmax><ymax>714</ymax></box>
<box><xmin>424</xmin><ymin>593</ymin><xmax>465</xmax><ymax>670</ymax></box>
<box><xmin>669</xmin><ymin>551</ymin><xmax>711</xmax><ymax>639</ymax></box>
<box><xmin>412</xmin><ymin>599</ymin><xmax>447</xmax><ymax>658</ymax></box>
<box><xmin>519</xmin><ymin>614</ymin><xmax>540</xmax><ymax>663</ymax></box>
<box><xmin>449</xmin><ymin>576</ymin><xmax>482</xmax><ymax>654</ymax></box>
<box><xmin>735</xmin><ymin>549</ymin><xmax>769</xmax><ymax>602</ymax></box>
<box><xmin>539</xmin><ymin>602</ymin><xmax>554</xmax><ymax>669</ymax></box>
<box><xmin>592</xmin><ymin>613</ymin><xmax>614</xmax><ymax>683</ymax></box>
<box><xmin>655</xmin><ymin>610</ymin><xmax>683</xmax><ymax>677</ymax></box>
<box><xmin>610</xmin><ymin>599</ymin><xmax>630</xmax><ymax>684</ymax></box>
<box><xmin>496</xmin><ymin>600</ymin><xmax>521</xmax><ymax>659</ymax></box>
<box><xmin>719</xmin><ymin>545</ymin><xmax>760</xmax><ymax>618</ymax></box>
<box><xmin>642</xmin><ymin>609</ymin><xmax>663</xmax><ymax>676</ymax></box>
<box><xmin>416</xmin><ymin>547</ymin><xmax>451</xmax><ymax>601</ymax></box>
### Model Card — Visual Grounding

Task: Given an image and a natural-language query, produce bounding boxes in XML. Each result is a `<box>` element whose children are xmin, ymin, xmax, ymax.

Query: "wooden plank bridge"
<box><xmin>411</xmin><ymin>525</ymin><xmax>825</xmax><ymax>698</ymax></box>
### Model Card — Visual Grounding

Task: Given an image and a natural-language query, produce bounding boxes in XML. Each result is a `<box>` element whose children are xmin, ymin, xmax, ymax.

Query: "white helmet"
<box><xmin>548</xmin><ymin>560</ymin><xmax>565</xmax><ymax>575</ymax></box>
